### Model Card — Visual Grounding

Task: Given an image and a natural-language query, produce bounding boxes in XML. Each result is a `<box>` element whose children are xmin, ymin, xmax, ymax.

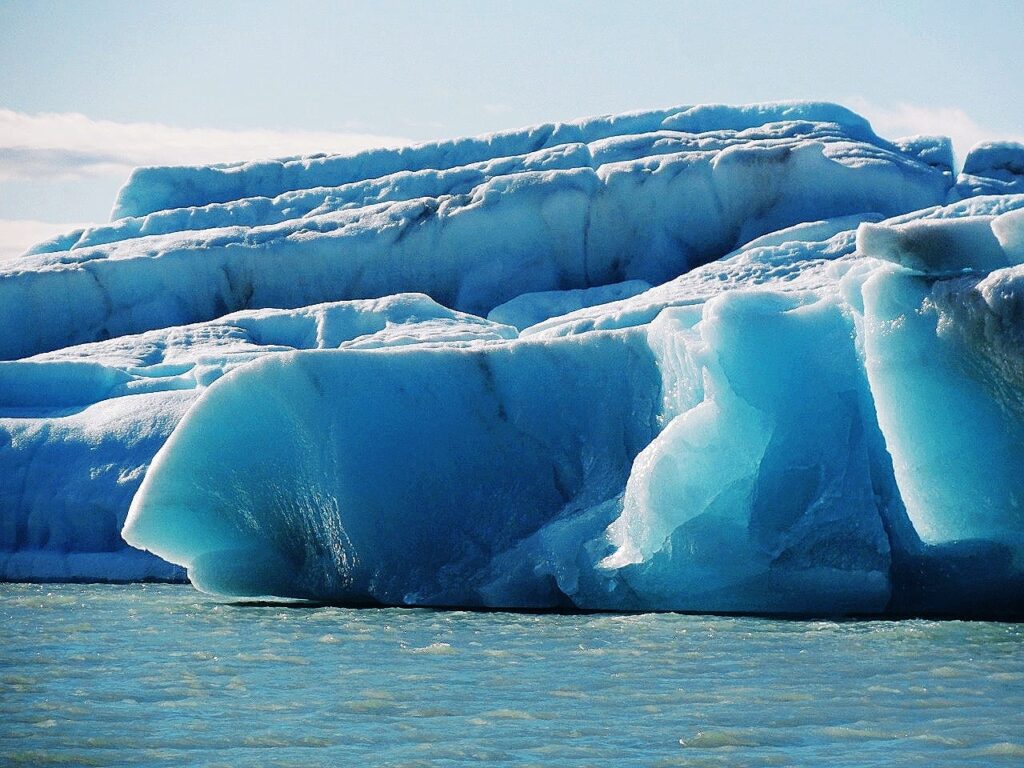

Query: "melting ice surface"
<box><xmin>3</xmin><ymin>101</ymin><xmax>1024</xmax><ymax>617</ymax></box>
<box><xmin>2</xmin><ymin>584</ymin><xmax>1023</xmax><ymax>767</ymax></box>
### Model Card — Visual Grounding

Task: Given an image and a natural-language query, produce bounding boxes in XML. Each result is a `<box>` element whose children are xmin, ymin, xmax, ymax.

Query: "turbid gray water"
<box><xmin>2</xmin><ymin>584</ymin><xmax>1022</xmax><ymax>766</ymax></box>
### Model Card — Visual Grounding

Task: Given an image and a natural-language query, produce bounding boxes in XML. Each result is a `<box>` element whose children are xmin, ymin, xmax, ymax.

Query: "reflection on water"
<box><xmin>2</xmin><ymin>584</ymin><xmax>1022</xmax><ymax>766</ymax></box>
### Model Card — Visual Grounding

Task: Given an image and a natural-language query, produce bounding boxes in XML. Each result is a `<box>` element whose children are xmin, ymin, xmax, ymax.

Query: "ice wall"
<box><xmin>856</xmin><ymin>228</ymin><xmax>1024</xmax><ymax>557</ymax></box>
<box><xmin>1</xmin><ymin>103</ymin><xmax>949</xmax><ymax>361</ymax></box>
<box><xmin>599</xmin><ymin>294</ymin><xmax>900</xmax><ymax>615</ymax></box>
<box><xmin>110</xmin><ymin>102</ymin><xmax>880</xmax><ymax>218</ymax></box>
<box><xmin>123</xmin><ymin>335</ymin><xmax>660</xmax><ymax>603</ymax></box>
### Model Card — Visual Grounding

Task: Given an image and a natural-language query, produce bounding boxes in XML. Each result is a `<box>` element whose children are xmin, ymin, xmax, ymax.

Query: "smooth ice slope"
<box><xmin>487</xmin><ymin>280</ymin><xmax>652</xmax><ymax>330</ymax></box>
<box><xmin>1</xmin><ymin>102</ymin><xmax>950</xmax><ymax>360</ymax></box>
<box><xmin>124</xmin><ymin>335</ymin><xmax>660</xmax><ymax>603</ymax></box>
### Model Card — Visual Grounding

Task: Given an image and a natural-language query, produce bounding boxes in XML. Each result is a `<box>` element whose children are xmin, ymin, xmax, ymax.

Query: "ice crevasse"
<box><xmin>4</xmin><ymin>102</ymin><xmax>1024</xmax><ymax>617</ymax></box>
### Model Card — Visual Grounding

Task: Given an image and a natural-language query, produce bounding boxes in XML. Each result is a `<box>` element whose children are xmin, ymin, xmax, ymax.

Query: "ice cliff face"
<box><xmin>2</xmin><ymin>103</ymin><xmax>1023</xmax><ymax>617</ymax></box>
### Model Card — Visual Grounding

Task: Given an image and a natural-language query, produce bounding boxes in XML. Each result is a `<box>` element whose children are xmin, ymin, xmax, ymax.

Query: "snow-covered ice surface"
<box><xmin>1</xmin><ymin>102</ymin><xmax>947</xmax><ymax>361</ymax></box>
<box><xmin>4</xmin><ymin>102</ymin><xmax>1024</xmax><ymax>617</ymax></box>
<box><xmin>950</xmin><ymin>141</ymin><xmax>1024</xmax><ymax>201</ymax></box>
<box><xmin>487</xmin><ymin>280</ymin><xmax>652</xmax><ymax>330</ymax></box>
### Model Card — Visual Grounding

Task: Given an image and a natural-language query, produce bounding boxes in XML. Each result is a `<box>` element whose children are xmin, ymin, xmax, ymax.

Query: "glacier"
<box><xmin>3</xmin><ymin>102</ymin><xmax>1024</xmax><ymax>617</ymax></box>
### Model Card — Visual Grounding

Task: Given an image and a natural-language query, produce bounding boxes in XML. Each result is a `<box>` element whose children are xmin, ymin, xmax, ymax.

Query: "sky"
<box><xmin>1</xmin><ymin>0</ymin><xmax>1022</xmax><ymax>258</ymax></box>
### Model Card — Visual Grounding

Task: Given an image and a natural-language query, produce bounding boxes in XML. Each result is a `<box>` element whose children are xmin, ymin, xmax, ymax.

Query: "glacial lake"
<box><xmin>2</xmin><ymin>584</ymin><xmax>1022</xmax><ymax>767</ymax></box>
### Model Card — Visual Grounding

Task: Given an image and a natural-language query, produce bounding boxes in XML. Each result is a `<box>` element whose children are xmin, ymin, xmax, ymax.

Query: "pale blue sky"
<box><xmin>1</xmin><ymin>0</ymin><xmax>1022</xmax><ymax>254</ymax></box>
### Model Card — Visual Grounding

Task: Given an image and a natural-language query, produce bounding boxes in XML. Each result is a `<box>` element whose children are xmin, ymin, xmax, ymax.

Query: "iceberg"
<box><xmin>0</xmin><ymin>295</ymin><xmax>513</xmax><ymax>582</ymax></box>
<box><xmin>108</xmin><ymin>102</ymin><xmax>888</xmax><ymax>218</ymax></box>
<box><xmin>124</xmin><ymin>334</ymin><xmax>660</xmax><ymax>602</ymax></box>
<box><xmin>4</xmin><ymin>102</ymin><xmax>1024</xmax><ymax>617</ymax></box>
<box><xmin>123</xmin><ymin>196</ymin><xmax>1024</xmax><ymax>617</ymax></box>
<box><xmin>1</xmin><ymin>102</ymin><xmax>947</xmax><ymax>361</ymax></box>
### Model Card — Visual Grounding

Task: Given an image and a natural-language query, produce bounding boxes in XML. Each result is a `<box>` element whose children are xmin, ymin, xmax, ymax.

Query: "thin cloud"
<box><xmin>0</xmin><ymin>147</ymin><xmax>129</xmax><ymax>181</ymax></box>
<box><xmin>848</xmin><ymin>98</ymin><xmax>1024</xmax><ymax>164</ymax></box>
<box><xmin>482</xmin><ymin>103</ymin><xmax>515</xmax><ymax>116</ymax></box>
<box><xmin>0</xmin><ymin>218</ymin><xmax>89</xmax><ymax>262</ymax></box>
<box><xmin>0</xmin><ymin>109</ymin><xmax>411</xmax><ymax>182</ymax></box>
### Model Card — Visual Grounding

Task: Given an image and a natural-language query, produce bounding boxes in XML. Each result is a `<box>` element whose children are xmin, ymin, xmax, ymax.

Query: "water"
<box><xmin>2</xmin><ymin>584</ymin><xmax>1022</xmax><ymax>767</ymax></box>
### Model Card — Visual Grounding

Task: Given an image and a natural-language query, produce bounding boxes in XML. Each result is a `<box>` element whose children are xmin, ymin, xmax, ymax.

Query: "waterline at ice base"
<box><xmin>2</xmin><ymin>101</ymin><xmax>1023</xmax><ymax>618</ymax></box>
